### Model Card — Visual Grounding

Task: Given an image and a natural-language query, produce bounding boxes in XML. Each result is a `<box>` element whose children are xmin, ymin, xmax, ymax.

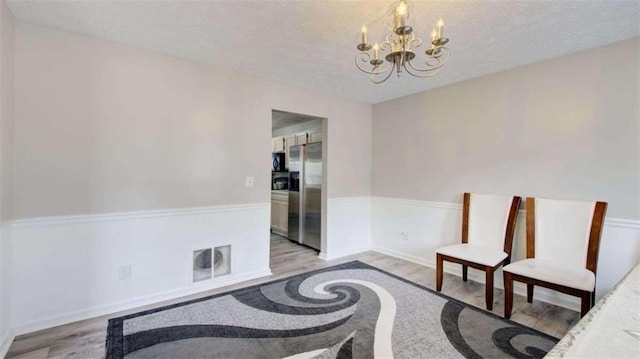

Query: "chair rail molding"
<box><xmin>604</xmin><ymin>217</ymin><xmax>640</xmax><ymax>229</ymax></box>
<box><xmin>373</xmin><ymin>196</ymin><xmax>461</xmax><ymax>210</ymax></box>
<box><xmin>12</xmin><ymin>203</ymin><xmax>269</xmax><ymax>228</ymax></box>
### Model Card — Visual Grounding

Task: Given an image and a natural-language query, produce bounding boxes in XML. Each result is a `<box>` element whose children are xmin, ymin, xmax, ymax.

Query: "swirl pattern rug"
<box><xmin>106</xmin><ymin>261</ymin><xmax>558</xmax><ymax>358</ymax></box>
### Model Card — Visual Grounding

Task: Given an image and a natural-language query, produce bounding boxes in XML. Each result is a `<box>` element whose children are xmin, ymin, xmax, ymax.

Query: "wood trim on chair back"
<box><xmin>503</xmin><ymin>196</ymin><xmax>522</xmax><ymax>261</ymax></box>
<box><xmin>462</xmin><ymin>193</ymin><xmax>470</xmax><ymax>244</ymax></box>
<box><xmin>586</xmin><ymin>202</ymin><xmax>607</xmax><ymax>275</ymax></box>
<box><xmin>525</xmin><ymin>197</ymin><xmax>536</xmax><ymax>258</ymax></box>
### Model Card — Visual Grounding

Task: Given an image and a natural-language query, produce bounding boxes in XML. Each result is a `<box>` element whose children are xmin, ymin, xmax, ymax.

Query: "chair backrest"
<box><xmin>463</xmin><ymin>193</ymin><xmax>521</xmax><ymax>257</ymax></box>
<box><xmin>526</xmin><ymin>197</ymin><xmax>607</xmax><ymax>274</ymax></box>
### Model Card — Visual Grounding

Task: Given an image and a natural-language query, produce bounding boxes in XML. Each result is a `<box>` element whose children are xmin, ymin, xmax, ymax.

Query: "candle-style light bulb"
<box><xmin>394</xmin><ymin>1</ymin><xmax>408</xmax><ymax>30</ymax></box>
<box><xmin>430</xmin><ymin>29</ymin><xmax>437</xmax><ymax>46</ymax></box>
<box><xmin>373</xmin><ymin>43</ymin><xmax>380</xmax><ymax>60</ymax></box>
<box><xmin>437</xmin><ymin>18</ymin><xmax>444</xmax><ymax>38</ymax></box>
<box><xmin>361</xmin><ymin>25</ymin><xmax>367</xmax><ymax>44</ymax></box>
<box><xmin>397</xmin><ymin>1</ymin><xmax>407</xmax><ymax>16</ymax></box>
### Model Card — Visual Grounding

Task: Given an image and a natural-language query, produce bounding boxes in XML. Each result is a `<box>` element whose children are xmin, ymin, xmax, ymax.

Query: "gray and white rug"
<box><xmin>106</xmin><ymin>261</ymin><xmax>557</xmax><ymax>358</ymax></box>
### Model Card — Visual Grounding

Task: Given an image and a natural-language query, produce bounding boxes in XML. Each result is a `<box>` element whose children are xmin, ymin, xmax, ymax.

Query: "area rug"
<box><xmin>106</xmin><ymin>261</ymin><xmax>558</xmax><ymax>358</ymax></box>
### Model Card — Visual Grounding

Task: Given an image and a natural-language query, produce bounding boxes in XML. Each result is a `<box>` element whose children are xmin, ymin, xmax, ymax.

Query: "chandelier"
<box><xmin>355</xmin><ymin>0</ymin><xmax>450</xmax><ymax>84</ymax></box>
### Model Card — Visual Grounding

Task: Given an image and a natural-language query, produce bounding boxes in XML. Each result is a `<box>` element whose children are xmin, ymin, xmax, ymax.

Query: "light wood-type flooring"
<box><xmin>7</xmin><ymin>234</ymin><xmax>579</xmax><ymax>358</ymax></box>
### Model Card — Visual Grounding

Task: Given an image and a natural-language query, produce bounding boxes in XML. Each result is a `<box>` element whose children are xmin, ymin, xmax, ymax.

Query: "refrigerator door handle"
<box><xmin>301</xmin><ymin>142</ymin><xmax>322</xmax><ymax>251</ymax></box>
<box><xmin>298</xmin><ymin>145</ymin><xmax>306</xmax><ymax>245</ymax></box>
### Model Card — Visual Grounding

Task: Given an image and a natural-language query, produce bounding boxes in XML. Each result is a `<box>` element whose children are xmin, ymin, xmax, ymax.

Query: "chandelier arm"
<box><xmin>426</xmin><ymin>46</ymin><xmax>450</xmax><ymax>66</ymax></box>
<box><xmin>405</xmin><ymin>56</ymin><xmax>442</xmax><ymax>73</ymax></box>
<box><xmin>385</xmin><ymin>33</ymin><xmax>396</xmax><ymax>44</ymax></box>
<box><xmin>432</xmin><ymin>46</ymin><xmax>450</xmax><ymax>64</ymax></box>
<box><xmin>409</xmin><ymin>36</ymin><xmax>422</xmax><ymax>49</ymax></box>
<box><xmin>370</xmin><ymin>64</ymin><xmax>395</xmax><ymax>84</ymax></box>
<box><xmin>404</xmin><ymin>60</ymin><xmax>443</xmax><ymax>78</ymax></box>
<box><xmin>405</xmin><ymin>47</ymin><xmax>450</xmax><ymax>73</ymax></box>
<box><xmin>354</xmin><ymin>54</ymin><xmax>374</xmax><ymax>74</ymax></box>
<box><xmin>380</xmin><ymin>43</ymin><xmax>392</xmax><ymax>52</ymax></box>
<box><xmin>355</xmin><ymin>53</ymin><xmax>392</xmax><ymax>75</ymax></box>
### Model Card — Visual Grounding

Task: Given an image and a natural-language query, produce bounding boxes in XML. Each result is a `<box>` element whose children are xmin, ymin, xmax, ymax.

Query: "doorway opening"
<box><xmin>270</xmin><ymin>109</ymin><xmax>327</xmax><ymax>258</ymax></box>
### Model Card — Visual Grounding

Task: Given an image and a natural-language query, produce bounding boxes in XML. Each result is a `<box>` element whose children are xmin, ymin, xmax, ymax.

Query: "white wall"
<box><xmin>0</xmin><ymin>0</ymin><xmax>14</xmax><ymax>355</ymax></box>
<box><xmin>10</xmin><ymin>22</ymin><xmax>372</xmax><ymax>333</ymax></box>
<box><xmin>370</xmin><ymin>38</ymin><xmax>640</xmax><ymax>310</ymax></box>
<box><xmin>14</xmin><ymin>23</ymin><xmax>372</xmax><ymax>219</ymax></box>
<box><xmin>372</xmin><ymin>38</ymin><xmax>639</xmax><ymax>220</ymax></box>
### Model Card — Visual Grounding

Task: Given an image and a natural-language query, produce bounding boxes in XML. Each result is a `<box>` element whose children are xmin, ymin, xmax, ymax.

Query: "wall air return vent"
<box><xmin>191</xmin><ymin>245</ymin><xmax>231</xmax><ymax>283</ymax></box>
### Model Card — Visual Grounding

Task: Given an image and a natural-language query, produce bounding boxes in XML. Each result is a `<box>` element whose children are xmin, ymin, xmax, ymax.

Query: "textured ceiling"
<box><xmin>272</xmin><ymin>110</ymin><xmax>321</xmax><ymax>131</ymax></box>
<box><xmin>6</xmin><ymin>0</ymin><xmax>640</xmax><ymax>104</ymax></box>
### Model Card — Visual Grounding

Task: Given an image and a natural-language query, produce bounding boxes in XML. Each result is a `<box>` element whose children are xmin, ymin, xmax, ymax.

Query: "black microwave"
<box><xmin>272</xmin><ymin>153</ymin><xmax>286</xmax><ymax>172</ymax></box>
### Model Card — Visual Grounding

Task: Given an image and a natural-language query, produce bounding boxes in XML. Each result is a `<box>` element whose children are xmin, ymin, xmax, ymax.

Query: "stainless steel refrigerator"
<box><xmin>288</xmin><ymin>143</ymin><xmax>322</xmax><ymax>251</ymax></box>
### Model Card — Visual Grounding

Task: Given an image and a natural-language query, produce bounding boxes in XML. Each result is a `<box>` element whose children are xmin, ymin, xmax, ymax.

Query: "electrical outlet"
<box><xmin>118</xmin><ymin>264</ymin><xmax>132</xmax><ymax>280</ymax></box>
<box><xmin>245</xmin><ymin>176</ymin><xmax>254</xmax><ymax>187</ymax></box>
<box><xmin>401</xmin><ymin>230</ymin><xmax>409</xmax><ymax>241</ymax></box>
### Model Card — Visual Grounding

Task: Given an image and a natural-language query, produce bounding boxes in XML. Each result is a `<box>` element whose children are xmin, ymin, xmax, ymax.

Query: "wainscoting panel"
<box><xmin>10</xmin><ymin>203</ymin><xmax>272</xmax><ymax>335</ymax></box>
<box><xmin>0</xmin><ymin>223</ymin><xmax>14</xmax><ymax>358</ymax></box>
<box><xmin>322</xmin><ymin>197</ymin><xmax>372</xmax><ymax>261</ymax></box>
<box><xmin>7</xmin><ymin>196</ymin><xmax>638</xmax><ymax>336</ymax></box>
<box><xmin>0</xmin><ymin>328</ymin><xmax>13</xmax><ymax>359</ymax></box>
<box><xmin>371</xmin><ymin>197</ymin><xmax>640</xmax><ymax>311</ymax></box>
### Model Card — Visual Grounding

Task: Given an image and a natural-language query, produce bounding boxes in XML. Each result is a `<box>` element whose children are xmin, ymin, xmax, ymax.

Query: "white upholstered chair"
<box><xmin>503</xmin><ymin>197</ymin><xmax>607</xmax><ymax>319</ymax></box>
<box><xmin>436</xmin><ymin>193</ymin><xmax>521</xmax><ymax>310</ymax></box>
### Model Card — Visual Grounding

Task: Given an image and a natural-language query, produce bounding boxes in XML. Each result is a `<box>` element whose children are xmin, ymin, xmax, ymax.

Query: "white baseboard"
<box><xmin>371</xmin><ymin>245</ymin><xmax>433</xmax><ymax>268</ymax></box>
<box><xmin>0</xmin><ymin>328</ymin><xmax>15</xmax><ymax>358</ymax></box>
<box><xmin>14</xmin><ymin>268</ymin><xmax>272</xmax><ymax>336</ymax></box>
<box><xmin>319</xmin><ymin>246</ymin><xmax>371</xmax><ymax>261</ymax></box>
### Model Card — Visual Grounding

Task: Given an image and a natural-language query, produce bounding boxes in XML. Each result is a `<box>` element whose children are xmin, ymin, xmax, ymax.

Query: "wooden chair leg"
<box><xmin>485</xmin><ymin>268</ymin><xmax>494</xmax><ymax>311</ymax></box>
<box><xmin>504</xmin><ymin>272</ymin><xmax>513</xmax><ymax>319</ymax></box>
<box><xmin>527</xmin><ymin>284</ymin><xmax>534</xmax><ymax>303</ymax></box>
<box><xmin>462</xmin><ymin>265</ymin><xmax>468</xmax><ymax>282</ymax></box>
<box><xmin>436</xmin><ymin>254</ymin><xmax>443</xmax><ymax>292</ymax></box>
<box><xmin>580</xmin><ymin>291</ymin><xmax>591</xmax><ymax>317</ymax></box>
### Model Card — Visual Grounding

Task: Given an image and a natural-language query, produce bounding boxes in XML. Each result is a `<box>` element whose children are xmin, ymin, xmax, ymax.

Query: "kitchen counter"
<box><xmin>271</xmin><ymin>191</ymin><xmax>289</xmax><ymax>237</ymax></box>
<box><xmin>546</xmin><ymin>263</ymin><xmax>640</xmax><ymax>358</ymax></box>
